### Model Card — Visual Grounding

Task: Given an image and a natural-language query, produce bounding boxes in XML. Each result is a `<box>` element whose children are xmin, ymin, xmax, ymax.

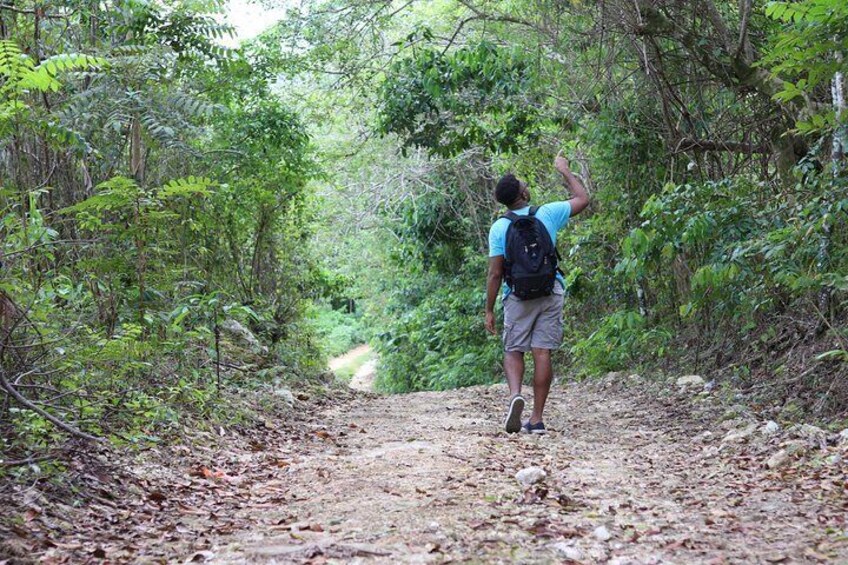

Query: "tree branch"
<box><xmin>0</xmin><ymin>369</ymin><xmax>104</xmax><ymax>443</ymax></box>
<box><xmin>674</xmin><ymin>138</ymin><xmax>770</xmax><ymax>154</ymax></box>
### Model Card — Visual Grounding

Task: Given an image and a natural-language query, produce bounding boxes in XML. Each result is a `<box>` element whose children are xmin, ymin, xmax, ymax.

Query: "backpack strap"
<box><xmin>502</xmin><ymin>207</ymin><xmax>538</xmax><ymax>222</ymax></box>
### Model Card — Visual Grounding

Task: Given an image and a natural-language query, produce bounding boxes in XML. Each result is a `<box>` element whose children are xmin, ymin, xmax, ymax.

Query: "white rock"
<box><xmin>838</xmin><ymin>429</ymin><xmax>848</xmax><ymax>444</ymax></box>
<box><xmin>766</xmin><ymin>449</ymin><xmax>790</xmax><ymax>469</ymax></box>
<box><xmin>722</xmin><ymin>423</ymin><xmax>757</xmax><ymax>443</ymax></box>
<box><xmin>273</xmin><ymin>388</ymin><xmax>295</xmax><ymax>407</ymax></box>
<box><xmin>220</xmin><ymin>319</ymin><xmax>268</xmax><ymax>354</ymax></box>
<box><xmin>515</xmin><ymin>466</ymin><xmax>547</xmax><ymax>486</ymax></box>
<box><xmin>676</xmin><ymin>375</ymin><xmax>704</xmax><ymax>387</ymax></box>
<box><xmin>827</xmin><ymin>453</ymin><xmax>842</xmax><ymax>466</ymax></box>
<box><xmin>551</xmin><ymin>542</ymin><xmax>583</xmax><ymax>561</ymax></box>
<box><xmin>695</xmin><ymin>431</ymin><xmax>714</xmax><ymax>443</ymax></box>
<box><xmin>761</xmin><ymin>421</ymin><xmax>780</xmax><ymax>436</ymax></box>
<box><xmin>593</xmin><ymin>525</ymin><xmax>612</xmax><ymax>542</ymax></box>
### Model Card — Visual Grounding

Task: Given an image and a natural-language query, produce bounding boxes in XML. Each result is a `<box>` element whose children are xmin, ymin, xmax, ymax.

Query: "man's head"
<box><xmin>495</xmin><ymin>173</ymin><xmax>530</xmax><ymax>208</ymax></box>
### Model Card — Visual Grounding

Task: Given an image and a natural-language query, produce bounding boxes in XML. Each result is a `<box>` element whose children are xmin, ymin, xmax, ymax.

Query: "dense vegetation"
<box><xmin>1</xmin><ymin>0</ymin><xmax>847</xmax><ymax>469</ymax></box>
<box><xmin>0</xmin><ymin>1</ymin><xmax>342</xmax><ymax>466</ymax></box>
<box><xmin>291</xmin><ymin>0</ymin><xmax>848</xmax><ymax>415</ymax></box>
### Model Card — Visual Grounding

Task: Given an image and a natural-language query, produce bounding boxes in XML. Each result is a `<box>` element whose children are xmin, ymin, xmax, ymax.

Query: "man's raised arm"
<box><xmin>555</xmin><ymin>155</ymin><xmax>589</xmax><ymax>215</ymax></box>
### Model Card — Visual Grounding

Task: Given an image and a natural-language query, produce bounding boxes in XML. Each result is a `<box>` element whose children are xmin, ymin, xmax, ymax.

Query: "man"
<box><xmin>485</xmin><ymin>155</ymin><xmax>589</xmax><ymax>434</ymax></box>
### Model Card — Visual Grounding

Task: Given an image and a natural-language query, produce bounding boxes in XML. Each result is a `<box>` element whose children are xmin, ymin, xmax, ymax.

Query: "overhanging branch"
<box><xmin>674</xmin><ymin>138</ymin><xmax>771</xmax><ymax>154</ymax></box>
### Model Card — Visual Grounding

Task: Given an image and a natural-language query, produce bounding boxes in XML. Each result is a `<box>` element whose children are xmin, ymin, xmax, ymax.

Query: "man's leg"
<box><xmin>504</xmin><ymin>351</ymin><xmax>524</xmax><ymax>397</ymax></box>
<box><xmin>530</xmin><ymin>348</ymin><xmax>552</xmax><ymax>424</ymax></box>
<box><xmin>503</xmin><ymin>296</ymin><xmax>531</xmax><ymax>433</ymax></box>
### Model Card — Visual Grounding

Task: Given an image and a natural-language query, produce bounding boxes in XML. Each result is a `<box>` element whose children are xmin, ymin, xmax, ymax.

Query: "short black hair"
<box><xmin>495</xmin><ymin>174</ymin><xmax>521</xmax><ymax>206</ymax></box>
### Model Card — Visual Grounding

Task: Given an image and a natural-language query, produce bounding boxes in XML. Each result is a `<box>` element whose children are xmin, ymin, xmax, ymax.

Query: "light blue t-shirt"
<box><xmin>488</xmin><ymin>202</ymin><xmax>571</xmax><ymax>297</ymax></box>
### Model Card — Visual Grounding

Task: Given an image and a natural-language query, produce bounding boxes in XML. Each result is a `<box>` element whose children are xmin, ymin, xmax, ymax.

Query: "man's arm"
<box><xmin>485</xmin><ymin>255</ymin><xmax>504</xmax><ymax>335</ymax></box>
<box><xmin>555</xmin><ymin>155</ymin><xmax>589</xmax><ymax>215</ymax></box>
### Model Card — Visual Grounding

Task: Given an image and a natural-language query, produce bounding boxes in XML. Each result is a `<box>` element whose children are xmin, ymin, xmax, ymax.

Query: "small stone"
<box><xmin>273</xmin><ymin>388</ymin><xmax>295</xmax><ymax>407</ymax></box>
<box><xmin>515</xmin><ymin>467</ymin><xmax>547</xmax><ymax>486</ymax></box>
<box><xmin>704</xmin><ymin>380</ymin><xmax>716</xmax><ymax>392</ymax></box>
<box><xmin>722</xmin><ymin>423</ymin><xmax>757</xmax><ymax>443</ymax></box>
<box><xmin>790</xmin><ymin>424</ymin><xmax>827</xmax><ymax>444</ymax></box>
<box><xmin>695</xmin><ymin>431</ymin><xmax>714</xmax><ymax>443</ymax></box>
<box><xmin>784</xmin><ymin>440</ymin><xmax>808</xmax><ymax>456</ymax></box>
<box><xmin>187</xmin><ymin>550</ymin><xmax>215</xmax><ymax>562</ymax></box>
<box><xmin>767</xmin><ymin>449</ymin><xmax>790</xmax><ymax>469</ymax></box>
<box><xmin>838</xmin><ymin>429</ymin><xmax>848</xmax><ymax>444</ymax></box>
<box><xmin>551</xmin><ymin>542</ymin><xmax>583</xmax><ymax>561</ymax></box>
<box><xmin>676</xmin><ymin>375</ymin><xmax>704</xmax><ymax>387</ymax></box>
<box><xmin>593</xmin><ymin>525</ymin><xmax>612</xmax><ymax>542</ymax></box>
<box><xmin>827</xmin><ymin>453</ymin><xmax>842</xmax><ymax>466</ymax></box>
<box><xmin>761</xmin><ymin>421</ymin><xmax>780</xmax><ymax>436</ymax></box>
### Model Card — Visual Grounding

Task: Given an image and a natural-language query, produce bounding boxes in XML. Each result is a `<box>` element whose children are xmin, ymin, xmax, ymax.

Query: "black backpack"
<box><xmin>503</xmin><ymin>206</ymin><xmax>562</xmax><ymax>300</ymax></box>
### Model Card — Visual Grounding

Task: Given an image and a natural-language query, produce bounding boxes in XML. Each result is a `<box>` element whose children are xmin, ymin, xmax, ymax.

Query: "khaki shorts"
<box><xmin>503</xmin><ymin>284</ymin><xmax>564</xmax><ymax>352</ymax></box>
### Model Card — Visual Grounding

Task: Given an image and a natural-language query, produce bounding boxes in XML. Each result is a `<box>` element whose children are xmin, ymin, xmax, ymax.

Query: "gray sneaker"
<box><xmin>504</xmin><ymin>395</ymin><xmax>525</xmax><ymax>433</ymax></box>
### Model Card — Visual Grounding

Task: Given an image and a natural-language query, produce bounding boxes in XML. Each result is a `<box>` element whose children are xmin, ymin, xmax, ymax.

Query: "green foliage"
<box><xmin>391</xmin><ymin>190</ymin><xmax>473</xmax><ymax>274</ymax></box>
<box><xmin>375</xmin><ymin>252</ymin><xmax>501</xmax><ymax>393</ymax></box>
<box><xmin>764</xmin><ymin>0</ymin><xmax>848</xmax><ymax>134</ymax></box>
<box><xmin>571</xmin><ymin>310</ymin><xmax>672</xmax><ymax>373</ymax></box>
<box><xmin>0</xmin><ymin>40</ymin><xmax>105</xmax><ymax>95</ymax></box>
<box><xmin>0</xmin><ymin>1</ymin><xmax>324</xmax><ymax>465</ymax></box>
<box><xmin>378</xmin><ymin>42</ymin><xmax>543</xmax><ymax>157</ymax></box>
<box><xmin>309</xmin><ymin>304</ymin><xmax>368</xmax><ymax>358</ymax></box>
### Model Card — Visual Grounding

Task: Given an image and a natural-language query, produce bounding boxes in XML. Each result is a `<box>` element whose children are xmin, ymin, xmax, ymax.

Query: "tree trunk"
<box><xmin>817</xmin><ymin>67</ymin><xmax>845</xmax><ymax>326</ymax></box>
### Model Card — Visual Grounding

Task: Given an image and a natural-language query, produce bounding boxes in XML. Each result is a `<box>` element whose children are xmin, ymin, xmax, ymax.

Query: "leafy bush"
<box><xmin>309</xmin><ymin>304</ymin><xmax>369</xmax><ymax>358</ymax></box>
<box><xmin>375</xmin><ymin>253</ymin><xmax>501</xmax><ymax>392</ymax></box>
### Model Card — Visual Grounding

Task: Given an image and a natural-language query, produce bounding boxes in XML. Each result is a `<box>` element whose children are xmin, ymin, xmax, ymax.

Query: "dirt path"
<box><xmin>29</xmin><ymin>378</ymin><xmax>848</xmax><ymax>564</ymax></box>
<box><xmin>348</xmin><ymin>358</ymin><xmax>377</xmax><ymax>392</ymax></box>
<box><xmin>208</xmin><ymin>381</ymin><xmax>846</xmax><ymax>564</ymax></box>
<box><xmin>328</xmin><ymin>345</ymin><xmax>372</xmax><ymax>372</ymax></box>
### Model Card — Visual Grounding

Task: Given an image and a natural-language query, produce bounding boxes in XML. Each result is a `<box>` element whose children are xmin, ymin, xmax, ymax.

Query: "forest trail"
<box><xmin>60</xmin><ymin>378</ymin><xmax>837</xmax><ymax>565</ymax></box>
<box><xmin>207</xmin><ymin>382</ymin><xmax>847</xmax><ymax>564</ymax></box>
<box><xmin>329</xmin><ymin>345</ymin><xmax>377</xmax><ymax>392</ymax></box>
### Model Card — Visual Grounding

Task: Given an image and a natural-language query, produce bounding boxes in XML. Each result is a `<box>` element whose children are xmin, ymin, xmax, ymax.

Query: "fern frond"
<box><xmin>19</xmin><ymin>53</ymin><xmax>107</xmax><ymax>92</ymax></box>
<box><xmin>159</xmin><ymin>176</ymin><xmax>215</xmax><ymax>199</ymax></box>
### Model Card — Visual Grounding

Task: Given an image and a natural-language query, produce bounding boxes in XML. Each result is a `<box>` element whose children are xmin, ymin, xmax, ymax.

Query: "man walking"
<box><xmin>485</xmin><ymin>155</ymin><xmax>589</xmax><ymax>433</ymax></box>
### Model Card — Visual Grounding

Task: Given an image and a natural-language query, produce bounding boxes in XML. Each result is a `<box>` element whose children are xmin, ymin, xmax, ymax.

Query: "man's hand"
<box><xmin>485</xmin><ymin>311</ymin><xmax>497</xmax><ymax>335</ymax></box>
<box><xmin>555</xmin><ymin>152</ymin><xmax>590</xmax><ymax>215</ymax></box>
<box><xmin>555</xmin><ymin>155</ymin><xmax>571</xmax><ymax>176</ymax></box>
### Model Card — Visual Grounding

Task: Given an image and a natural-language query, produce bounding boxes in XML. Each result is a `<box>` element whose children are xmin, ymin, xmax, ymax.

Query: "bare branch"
<box><xmin>0</xmin><ymin>369</ymin><xmax>104</xmax><ymax>443</ymax></box>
